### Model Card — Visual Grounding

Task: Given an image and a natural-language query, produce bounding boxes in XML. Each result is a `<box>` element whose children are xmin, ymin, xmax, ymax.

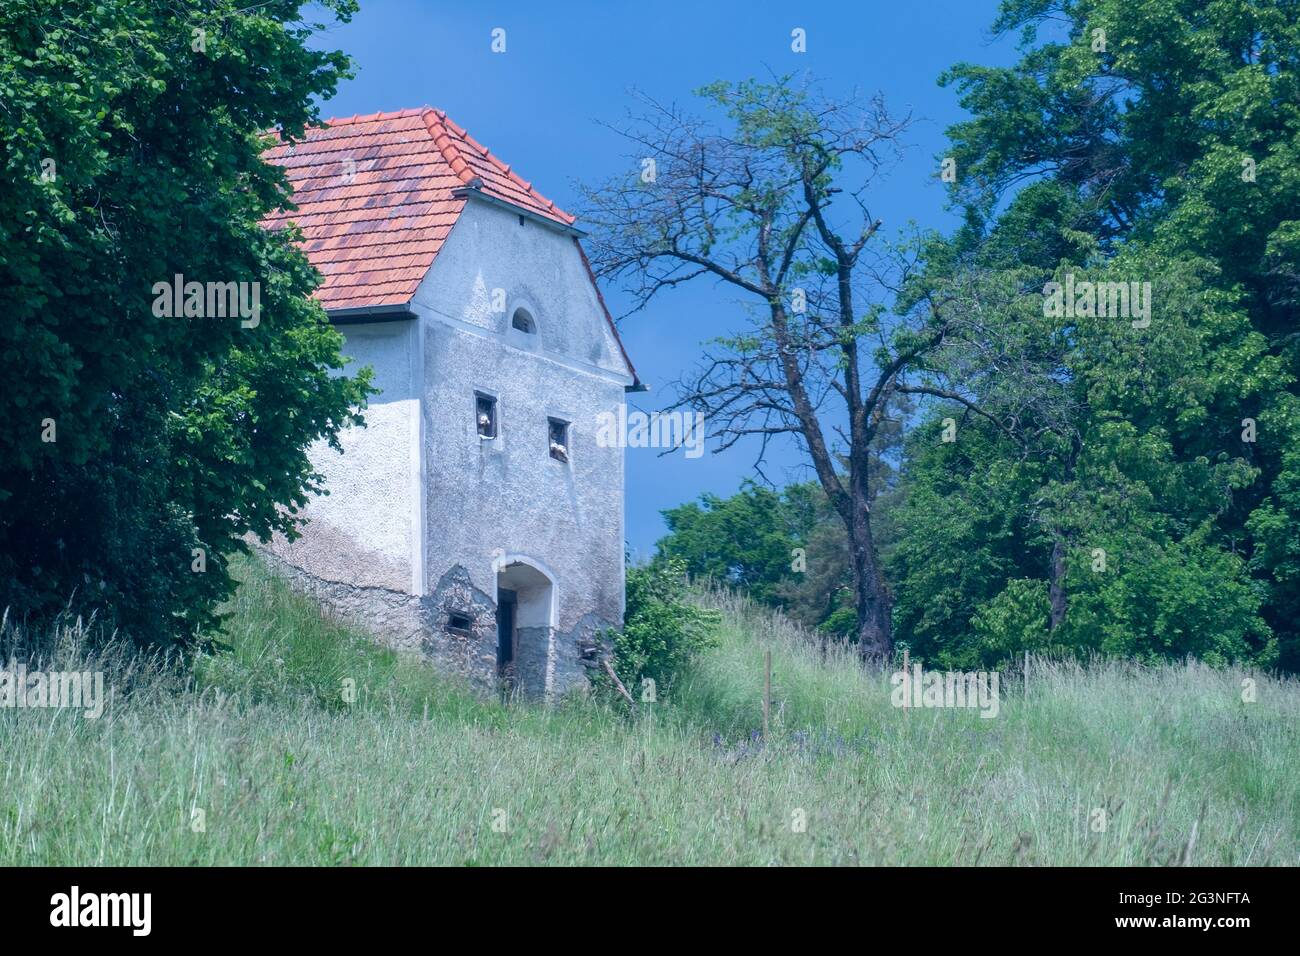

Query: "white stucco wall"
<box><xmin>265</xmin><ymin>319</ymin><xmax>422</xmax><ymax>594</ymax></box>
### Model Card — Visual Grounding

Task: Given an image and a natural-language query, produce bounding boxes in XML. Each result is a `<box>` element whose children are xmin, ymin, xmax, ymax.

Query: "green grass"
<box><xmin>1</xmin><ymin>559</ymin><xmax>1297</xmax><ymax>865</ymax></box>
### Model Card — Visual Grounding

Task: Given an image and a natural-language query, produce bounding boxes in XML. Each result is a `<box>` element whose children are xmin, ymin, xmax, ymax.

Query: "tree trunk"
<box><xmin>1048</xmin><ymin>536</ymin><xmax>1067</xmax><ymax>631</ymax></box>
<box><xmin>849</xmin><ymin>490</ymin><xmax>892</xmax><ymax>660</ymax></box>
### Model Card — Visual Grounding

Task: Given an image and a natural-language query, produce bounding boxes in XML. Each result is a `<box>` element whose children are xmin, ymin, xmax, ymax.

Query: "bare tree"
<box><xmin>581</xmin><ymin>76</ymin><xmax>992</xmax><ymax>659</ymax></box>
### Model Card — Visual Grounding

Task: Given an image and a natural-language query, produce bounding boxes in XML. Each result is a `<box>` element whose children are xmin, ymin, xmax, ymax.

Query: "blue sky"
<box><xmin>310</xmin><ymin>0</ymin><xmax>1019</xmax><ymax>556</ymax></box>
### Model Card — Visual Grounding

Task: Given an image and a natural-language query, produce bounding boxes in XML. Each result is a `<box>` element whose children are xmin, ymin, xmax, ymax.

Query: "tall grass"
<box><xmin>1</xmin><ymin>560</ymin><xmax>1296</xmax><ymax>865</ymax></box>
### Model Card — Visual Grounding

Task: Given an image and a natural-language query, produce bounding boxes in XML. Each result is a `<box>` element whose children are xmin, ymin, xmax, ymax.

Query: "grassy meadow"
<box><xmin>1</xmin><ymin>559</ymin><xmax>1296</xmax><ymax>866</ymax></box>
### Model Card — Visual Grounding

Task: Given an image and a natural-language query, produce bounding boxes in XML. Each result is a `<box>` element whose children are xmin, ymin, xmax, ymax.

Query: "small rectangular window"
<box><xmin>548</xmin><ymin>418</ymin><xmax>569</xmax><ymax>462</ymax></box>
<box><xmin>476</xmin><ymin>393</ymin><xmax>497</xmax><ymax>439</ymax></box>
<box><xmin>447</xmin><ymin>612</ymin><xmax>473</xmax><ymax>635</ymax></box>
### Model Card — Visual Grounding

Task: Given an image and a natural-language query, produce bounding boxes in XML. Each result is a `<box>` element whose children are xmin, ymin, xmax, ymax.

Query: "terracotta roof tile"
<box><xmin>262</xmin><ymin>107</ymin><xmax>638</xmax><ymax>386</ymax></box>
<box><xmin>263</xmin><ymin>107</ymin><xmax>573</xmax><ymax>312</ymax></box>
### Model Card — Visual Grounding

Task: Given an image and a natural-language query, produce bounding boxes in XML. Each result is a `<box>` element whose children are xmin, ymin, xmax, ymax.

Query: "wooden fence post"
<box><xmin>763</xmin><ymin>650</ymin><xmax>772</xmax><ymax>744</ymax></box>
<box><xmin>902</xmin><ymin>647</ymin><xmax>910</xmax><ymax>715</ymax></box>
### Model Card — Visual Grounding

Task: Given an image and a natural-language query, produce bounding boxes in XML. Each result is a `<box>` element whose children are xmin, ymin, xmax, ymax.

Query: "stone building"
<box><xmin>261</xmin><ymin>108</ymin><xmax>640</xmax><ymax>697</ymax></box>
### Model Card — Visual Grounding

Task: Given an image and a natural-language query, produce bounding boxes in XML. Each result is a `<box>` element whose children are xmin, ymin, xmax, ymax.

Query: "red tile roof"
<box><xmin>263</xmin><ymin>107</ymin><xmax>575</xmax><ymax>312</ymax></box>
<box><xmin>263</xmin><ymin>107</ymin><xmax>639</xmax><ymax>387</ymax></box>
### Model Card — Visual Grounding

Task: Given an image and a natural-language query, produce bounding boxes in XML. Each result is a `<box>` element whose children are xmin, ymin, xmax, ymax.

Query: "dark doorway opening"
<box><xmin>497</xmin><ymin>588</ymin><xmax>517</xmax><ymax>690</ymax></box>
<box><xmin>495</xmin><ymin>561</ymin><xmax>553</xmax><ymax>699</ymax></box>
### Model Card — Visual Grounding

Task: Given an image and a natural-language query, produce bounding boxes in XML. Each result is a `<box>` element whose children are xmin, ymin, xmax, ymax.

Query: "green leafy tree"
<box><xmin>0</xmin><ymin>0</ymin><xmax>371</xmax><ymax>648</ymax></box>
<box><xmin>657</xmin><ymin>481</ymin><xmax>815</xmax><ymax>605</ymax></box>
<box><xmin>889</xmin><ymin>0</ymin><xmax>1297</xmax><ymax>668</ymax></box>
<box><xmin>656</xmin><ymin>479</ymin><xmax>872</xmax><ymax>636</ymax></box>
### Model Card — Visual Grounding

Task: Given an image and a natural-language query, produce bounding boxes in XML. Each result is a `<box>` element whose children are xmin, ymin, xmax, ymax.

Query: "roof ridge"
<box><xmin>421</xmin><ymin>109</ymin><xmax>477</xmax><ymax>186</ymax></box>
<box><xmin>317</xmin><ymin>106</ymin><xmax>428</xmax><ymax>127</ymax></box>
<box><xmin>434</xmin><ymin>109</ymin><xmax>576</xmax><ymax>225</ymax></box>
<box><xmin>267</xmin><ymin>107</ymin><xmax>430</xmax><ymax>144</ymax></box>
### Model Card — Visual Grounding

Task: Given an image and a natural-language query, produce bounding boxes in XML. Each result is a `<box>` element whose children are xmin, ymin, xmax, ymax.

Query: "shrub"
<box><xmin>609</xmin><ymin>559</ymin><xmax>721</xmax><ymax>696</ymax></box>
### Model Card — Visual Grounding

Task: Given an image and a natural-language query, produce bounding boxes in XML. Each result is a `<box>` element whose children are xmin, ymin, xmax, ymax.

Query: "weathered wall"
<box><xmin>411</xmin><ymin>197</ymin><xmax>632</xmax><ymax>698</ymax></box>
<box><xmin>264</xmin><ymin>319</ymin><xmax>422</xmax><ymax>594</ymax></box>
<box><xmin>260</xmin><ymin>551</ymin><xmax>501</xmax><ymax>693</ymax></box>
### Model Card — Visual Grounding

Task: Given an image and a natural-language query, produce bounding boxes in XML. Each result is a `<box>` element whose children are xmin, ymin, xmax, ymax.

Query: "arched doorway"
<box><xmin>495</xmin><ymin>558</ymin><xmax>555</xmax><ymax>698</ymax></box>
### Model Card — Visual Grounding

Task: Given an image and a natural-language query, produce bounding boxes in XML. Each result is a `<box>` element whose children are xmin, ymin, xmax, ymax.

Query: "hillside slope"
<box><xmin>1</xmin><ymin>559</ymin><xmax>1296</xmax><ymax>865</ymax></box>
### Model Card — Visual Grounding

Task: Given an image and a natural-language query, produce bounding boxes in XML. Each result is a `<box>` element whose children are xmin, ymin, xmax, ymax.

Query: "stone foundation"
<box><xmin>256</xmin><ymin>548</ymin><xmax>609</xmax><ymax>699</ymax></box>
